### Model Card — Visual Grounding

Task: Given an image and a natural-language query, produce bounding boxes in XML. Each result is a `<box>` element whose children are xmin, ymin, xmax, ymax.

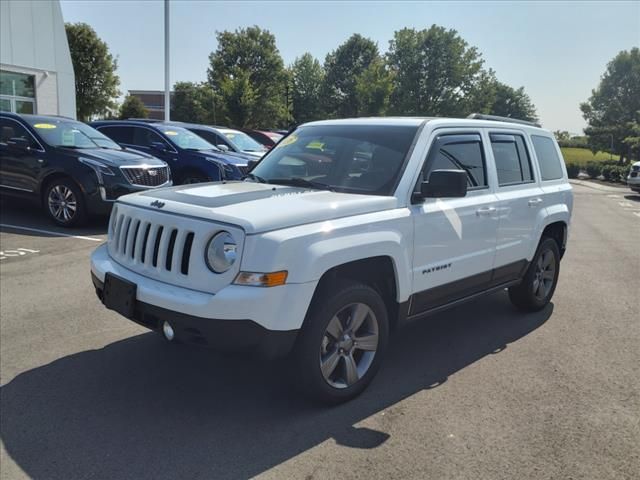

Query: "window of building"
<box><xmin>0</xmin><ymin>70</ymin><xmax>36</xmax><ymax>114</ymax></box>
<box><xmin>490</xmin><ymin>133</ymin><xmax>534</xmax><ymax>185</ymax></box>
<box><xmin>531</xmin><ymin>135</ymin><xmax>564</xmax><ymax>181</ymax></box>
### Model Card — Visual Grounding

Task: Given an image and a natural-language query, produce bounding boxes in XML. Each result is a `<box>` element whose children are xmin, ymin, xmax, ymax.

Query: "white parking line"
<box><xmin>0</xmin><ymin>224</ymin><xmax>104</xmax><ymax>242</ymax></box>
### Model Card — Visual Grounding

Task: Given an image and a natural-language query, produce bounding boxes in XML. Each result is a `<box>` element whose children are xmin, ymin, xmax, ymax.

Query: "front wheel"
<box><xmin>293</xmin><ymin>281</ymin><xmax>389</xmax><ymax>404</ymax></box>
<box><xmin>44</xmin><ymin>179</ymin><xmax>86</xmax><ymax>227</ymax></box>
<box><xmin>509</xmin><ymin>237</ymin><xmax>560</xmax><ymax>312</ymax></box>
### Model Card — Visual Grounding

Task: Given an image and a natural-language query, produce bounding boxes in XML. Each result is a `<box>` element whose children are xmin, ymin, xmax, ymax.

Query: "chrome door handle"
<box><xmin>476</xmin><ymin>206</ymin><xmax>496</xmax><ymax>216</ymax></box>
<box><xmin>528</xmin><ymin>198</ymin><xmax>543</xmax><ymax>207</ymax></box>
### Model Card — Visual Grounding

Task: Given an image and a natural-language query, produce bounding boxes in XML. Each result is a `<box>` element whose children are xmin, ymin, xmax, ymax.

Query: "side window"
<box><xmin>531</xmin><ymin>135</ymin><xmax>564</xmax><ymax>181</ymax></box>
<box><xmin>0</xmin><ymin>119</ymin><xmax>37</xmax><ymax>148</ymax></box>
<box><xmin>131</xmin><ymin>127</ymin><xmax>166</xmax><ymax>148</ymax></box>
<box><xmin>96</xmin><ymin>126</ymin><xmax>133</xmax><ymax>145</ymax></box>
<box><xmin>424</xmin><ymin>133</ymin><xmax>487</xmax><ymax>189</ymax></box>
<box><xmin>490</xmin><ymin>133</ymin><xmax>534</xmax><ymax>186</ymax></box>
<box><xmin>192</xmin><ymin>129</ymin><xmax>216</xmax><ymax>144</ymax></box>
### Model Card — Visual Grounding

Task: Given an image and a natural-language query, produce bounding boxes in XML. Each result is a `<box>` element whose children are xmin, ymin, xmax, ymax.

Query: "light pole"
<box><xmin>164</xmin><ymin>0</ymin><xmax>170</xmax><ymax>121</ymax></box>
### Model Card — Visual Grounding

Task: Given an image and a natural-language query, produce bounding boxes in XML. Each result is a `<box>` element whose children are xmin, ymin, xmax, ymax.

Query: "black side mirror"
<box><xmin>7</xmin><ymin>137</ymin><xmax>30</xmax><ymax>151</ymax></box>
<box><xmin>418</xmin><ymin>169</ymin><xmax>468</xmax><ymax>199</ymax></box>
<box><xmin>150</xmin><ymin>141</ymin><xmax>168</xmax><ymax>152</ymax></box>
<box><xmin>247</xmin><ymin>159</ymin><xmax>259</xmax><ymax>170</ymax></box>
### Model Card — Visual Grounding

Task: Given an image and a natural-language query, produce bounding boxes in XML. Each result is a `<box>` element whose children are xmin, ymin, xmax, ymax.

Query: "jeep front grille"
<box><xmin>121</xmin><ymin>166</ymin><xmax>170</xmax><ymax>187</ymax></box>
<box><xmin>112</xmin><ymin>213</ymin><xmax>194</xmax><ymax>275</ymax></box>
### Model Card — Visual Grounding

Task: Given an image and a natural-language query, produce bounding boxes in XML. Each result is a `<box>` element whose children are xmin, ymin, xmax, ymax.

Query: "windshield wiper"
<box><xmin>243</xmin><ymin>172</ymin><xmax>268</xmax><ymax>183</ymax></box>
<box><xmin>268</xmin><ymin>177</ymin><xmax>334</xmax><ymax>191</ymax></box>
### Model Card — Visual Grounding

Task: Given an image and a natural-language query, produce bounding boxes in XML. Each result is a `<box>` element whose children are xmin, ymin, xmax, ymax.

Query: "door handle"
<box><xmin>476</xmin><ymin>206</ymin><xmax>496</xmax><ymax>217</ymax></box>
<box><xmin>528</xmin><ymin>198</ymin><xmax>543</xmax><ymax>207</ymax></box>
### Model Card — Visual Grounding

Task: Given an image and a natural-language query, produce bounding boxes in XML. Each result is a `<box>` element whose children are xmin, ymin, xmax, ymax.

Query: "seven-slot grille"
<box><xmin>111</xmin><ymin>213</ymin><xmax>194</xmax><ymax>275</ymax></box>
<box><xmin>121</xmin><ymin>166</ymin><xmax>170</xmax><ymax>187</ymax></box>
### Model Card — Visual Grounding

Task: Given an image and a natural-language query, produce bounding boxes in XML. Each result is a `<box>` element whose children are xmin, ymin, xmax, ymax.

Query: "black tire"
<box><xmin>43</xmin><ymin>178</ymin><xmax>87</xmax><ymax>227</ymax></box>
<box><xmin>179</xmin><ymin>171</ymin><xmax>211</xmax><ymax>185</ymax></box>
<box><xmin>292</xmin><ymin>280</ymin><xmax>389</xmax><ymax>405</ymax></box>
<box><xmin>509</xmin><ymin>237</ymin><xmax>560</xmax><ymax>312</ymax></box>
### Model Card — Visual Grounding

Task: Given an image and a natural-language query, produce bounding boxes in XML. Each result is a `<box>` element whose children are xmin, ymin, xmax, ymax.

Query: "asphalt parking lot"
<box><xmin>1</xmin><ymin>182</ymin><xmax>638</xmax><ymax>480</ymax></box>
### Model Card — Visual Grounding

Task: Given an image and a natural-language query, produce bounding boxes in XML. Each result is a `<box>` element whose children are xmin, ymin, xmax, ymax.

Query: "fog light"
<box><xmin>162</xmin><ymin>321</ymin><xmax>175</xmax><ymax>341</ymax></box>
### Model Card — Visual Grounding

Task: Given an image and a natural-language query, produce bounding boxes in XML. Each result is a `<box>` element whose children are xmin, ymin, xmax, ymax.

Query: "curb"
<box><xmin>569</xmin><ymin>179</ymin><xmax>629</xmax><ymax>192</ymax></box>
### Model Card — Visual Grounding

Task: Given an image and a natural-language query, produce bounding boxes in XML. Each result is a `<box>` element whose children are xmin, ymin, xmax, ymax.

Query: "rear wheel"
<box><xmin>44</xmin><ymin>178</ymin><xmax>86</xmax><ymax>227</ymax></box>
<box><xmin>293</xmin><ymin>280</ymin><xmax>389</xmax><ymax>404</ymax></box>
<box><xmin>508</xmin><ymin>237</ymin><xmax>560</xmax><ymax>312</ymax></box>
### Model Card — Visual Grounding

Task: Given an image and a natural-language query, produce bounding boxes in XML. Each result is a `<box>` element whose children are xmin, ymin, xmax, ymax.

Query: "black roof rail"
<box><xmin>126</xmin><ymin>118</ymin><xmax>162</xmax><ymax>123</ymax></box>
<box><xmin>467</xmin><ymin>113</ymin><xmax>541</xmax><ymax>128</ymax></box>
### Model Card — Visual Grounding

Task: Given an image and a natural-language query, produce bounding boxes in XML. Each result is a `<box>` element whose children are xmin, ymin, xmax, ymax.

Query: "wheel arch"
<box><xmin>39</xmin><ymin>172</ymin><xmax>87</xmax><ymax>206</ymax></box>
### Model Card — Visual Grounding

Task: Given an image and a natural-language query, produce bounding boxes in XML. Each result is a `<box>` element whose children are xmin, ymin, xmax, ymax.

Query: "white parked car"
<box><xmin>90</xmin><ymin>114</ymin><xmax>573</xmax><ymax>403</ymax></box>
<box><xmin>627</xmin><ymin>161</ymin><xmax>640</xmax><ymax>193</ymax></box>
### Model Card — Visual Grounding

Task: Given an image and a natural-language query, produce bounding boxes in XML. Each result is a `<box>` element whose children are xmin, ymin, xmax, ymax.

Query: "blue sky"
<box><xmin>60</xmin><ymin>0</ymin><xmax>640</xmax><ymax>133</ymax></box>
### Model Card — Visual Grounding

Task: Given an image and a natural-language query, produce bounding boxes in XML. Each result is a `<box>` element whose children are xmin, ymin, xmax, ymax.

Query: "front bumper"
<box><xmin>90</xmin><ymin>244</ymin><xmax>317</xmax><ymax>357</ymax></box>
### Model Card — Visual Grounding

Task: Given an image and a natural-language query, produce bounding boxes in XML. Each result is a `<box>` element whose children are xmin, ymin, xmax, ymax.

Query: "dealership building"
<box><xmin>0</xmin><ymin>0</ymin><xmax>75</xmax><ymax>118</ymax></box>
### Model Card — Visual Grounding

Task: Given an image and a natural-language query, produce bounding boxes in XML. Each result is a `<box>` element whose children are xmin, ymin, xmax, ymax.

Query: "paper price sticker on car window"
<box><xmin>276</xmin><ymin>134</ymin><xmax>297</xmax><ymax>148</ymax></box>
<box><xmin>306</xmin><ymin>140</ymin><xmax>324</xmax><ymax>150</ymax></box>
<box><xmin>164</xmin><ymin>131</ymin><xmax>178</xmax><ymax>136</ymax></box>
<box><xmin>34</xmin><ymin>123</ymin><xmax>56</xmax><ymax>129</ymax></box>
<box><xmin>225</xmin><ymin>133</ymin><xmax>236</xmax><ymax>139</ymax></box>
<box><xmin>62</xmin><ymin>129</ymin><xmax>75</xmax><ymax>146</ymax></box>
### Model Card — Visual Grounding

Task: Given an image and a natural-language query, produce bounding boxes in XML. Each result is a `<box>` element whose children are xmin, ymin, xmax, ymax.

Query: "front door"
<box><xmin>410</xmin><ymin>131</ymin><xmax>499</xmax><ymax>316</ymax></box>
<box><xmin>0</xmin><ymin>117</ymin><xmax>43</xmax><ymax>193</ymax></box>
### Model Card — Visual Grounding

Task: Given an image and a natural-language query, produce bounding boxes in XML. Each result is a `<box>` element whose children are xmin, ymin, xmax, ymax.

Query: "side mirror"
<box><xmin>7</xmin><ymin>137</ymin><xmax>30</xmax><ymax>151</ymax></box>
<box><xmin>418</xmin><ymin>169</ymin><xmax>468</xmax><ymax>199</ymax></box>
<box><xmin>150</xmin><ymin>141</ymin><xmax>168</xmax><ymax>152</ymax></box>
<box><xmin>216</xmin><ymin>144</ymin><xmax>230</xmax><ymax>152</ymax></box>
<box><xmin>247</xmin><ymin>159</ymin><xmax>259</xmax><ymax>170</ymax></box>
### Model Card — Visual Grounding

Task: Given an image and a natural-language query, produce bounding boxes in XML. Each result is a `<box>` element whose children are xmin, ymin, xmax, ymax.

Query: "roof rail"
<box><xmin>467</xmin><ymin>113</ymin><xmax>541</xmax><ymax>128</ymax></box>
<box><xmin>126</xmin><ymin>118</ymin><xmax>162</xmax><ymax>123</ymax></box>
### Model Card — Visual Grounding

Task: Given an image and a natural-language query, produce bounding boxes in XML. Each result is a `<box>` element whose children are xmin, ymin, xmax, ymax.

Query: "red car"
<box><xmin>239</xmin><ymin>129</ymin><xmax>283</xmax><ymax>150</ymax></box>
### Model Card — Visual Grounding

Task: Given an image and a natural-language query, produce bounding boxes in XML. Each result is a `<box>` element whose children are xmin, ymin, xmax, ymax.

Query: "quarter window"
<box><xmin>531</xmin><ymin>135</ymin><xmax>564</xmax><ymax>181</ymax></box>
<box><xmin>424</xmin><ymin>134</ymin><xmax>487</xmax><ymax>188</ymax></box>
<box><xmin>490</xmin><ymin>133</ymin><xmax>534</xmax><ymax>185</ymax></box>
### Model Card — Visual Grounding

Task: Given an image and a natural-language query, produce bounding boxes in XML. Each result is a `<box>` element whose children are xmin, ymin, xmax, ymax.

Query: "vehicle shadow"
<box><xmin>1</xmin><ymin>295</ymin><xmax>553</xmax><ymax>480</ymax></box>
<box><xmin>0</xmin><ymin>195</ymin><xmax>108</xmax><ymax>236</ymax></box>
<box><xmin>623</xmin><ymin>194</ymin><xmax>640</xmax><ymax>202</ymax></box>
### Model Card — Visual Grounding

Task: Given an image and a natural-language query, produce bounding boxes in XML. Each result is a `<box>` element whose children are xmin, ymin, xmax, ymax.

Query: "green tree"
<box><xmin>65</xmin><ymin>23</ymin><xmax>120</xmax><ymax>121</ymax></box>
<box><xmin>355</xmin><ymin>58</ymin><xmax>394</xmax><ymax>116</ymax></box>
<box><xmin>207</xmin><ymin>26</ymin><xmax>286</xmax><ymax>128</ymax></box>
<box><xmin>490</xmin><ymin>82</ymin><xmax>538</xmax><ymax>122</ymax></box>
<box><xmin>119</xmin><ymin>95</ymin><xmax>147</xmax><ymax>119</ymax></box>
<box><xmin>554</xmin><ymin>130</ymin><xmax>571</xmax><ymax>142</ymax></box>
<box><xmin>290</xmin><ymin>53</ymin><xmax>325</xmax><ymax>123</ymax></box>
<box><xmin>323</xmin><ymin>34</ymin><xmax>379</xmax><ymax>117</ymax></box>
<box><xmin>171</xmin><ymin>82</ymin><xmax>216</xmax><ymax>124</ymax></box>
<box><xmin>387</xmin><ymin>26</ymin><xmax>485</xmax><ymax>116</ymax></box>
<box><xmin>581</xmin><ymin>48</ymin><xmax>640</xmax><ymax>162</ymax></box>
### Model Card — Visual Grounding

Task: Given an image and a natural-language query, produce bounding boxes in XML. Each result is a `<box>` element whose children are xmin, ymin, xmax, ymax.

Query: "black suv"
<box><xmin>0</xmin><ymin>113</ymin><xmax>171</xmax><ymax>227</ymax></box>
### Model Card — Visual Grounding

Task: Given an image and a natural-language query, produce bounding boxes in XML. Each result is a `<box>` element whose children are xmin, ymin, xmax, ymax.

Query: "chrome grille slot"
<box><xmin>120</xmin><ymin>166</ymin><xmax>170</xmax><ymax>187</ymax></box>
<box><xmin>106</xmin><ymin>203</ymin><xmax>244</xmax><ymax>294</ymax></box>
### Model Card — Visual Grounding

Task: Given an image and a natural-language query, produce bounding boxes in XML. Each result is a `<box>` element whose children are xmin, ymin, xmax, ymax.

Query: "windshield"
<box><xmin>26</xmin><ymin>118</ymin><xmax>121</xmax><ymax>149</ymax></box>
<box><xmin>223</xmin><ymin>130</ymin><xmax>266</xmax><ymax>152</ymax></box>
<box><xmin>160</xmin><ymin>126</ymin><xmax>216</xmax><ymax>150</ymax></box>
<box><xmin>249</xmin><ymin>124</ymin><xmax>419</xmax><ymax>195</ymax></box>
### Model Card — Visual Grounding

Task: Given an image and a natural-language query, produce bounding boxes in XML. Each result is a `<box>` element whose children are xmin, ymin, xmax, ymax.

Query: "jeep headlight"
<box><xmin>205</xmin><ymin>231</ymin><xmax>237</xmax><ymax>273</ymax></box>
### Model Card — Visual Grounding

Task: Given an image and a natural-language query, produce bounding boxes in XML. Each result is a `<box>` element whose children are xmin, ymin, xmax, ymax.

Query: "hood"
<box><xmin>194</xmin><ymin>150</ymin><xmax>249</xmax><ymax>167</ymax></box>
<box><xmin>122</xmin><ymin>181</ymin><xmax>398</xmax><ymax>234</ymax></box>
<box><xmin>63</xmin><ymin>147</ymin><xmax>165</xmax><ymax>167</ymax></box>
<box><xmin>241</xmin><ymin>150</ymin><xmax>265</xmax><ymax>159</ymax></box>
<box><xmin>218</xmin><ymin>150</ymin><xmax>255</xmax><ymax>164</ymax></box>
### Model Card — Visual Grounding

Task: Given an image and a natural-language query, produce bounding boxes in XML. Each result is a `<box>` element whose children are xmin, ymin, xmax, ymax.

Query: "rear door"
<box><xmin>489</xmin><ymin>131</ymin><xmax>545</xmax><ymax>280</ymax></box>
<box><xmin>410</xmin><ymin>130</ymin><xmax>500</xmax><ymax>315</ymax></box>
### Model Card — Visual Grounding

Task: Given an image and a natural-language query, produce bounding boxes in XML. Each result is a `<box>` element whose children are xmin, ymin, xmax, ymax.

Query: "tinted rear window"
<box><xmin>531</xmin><ymin>135</ymin><xmax>564</xmax><ymax>181</ymax></box>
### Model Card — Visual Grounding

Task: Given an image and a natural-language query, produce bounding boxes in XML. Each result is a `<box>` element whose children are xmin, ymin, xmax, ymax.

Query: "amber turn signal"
<box><xmin>234</xmin><ymin>271</ymin><xmax>288</xmax><ymax>287</ymax></box>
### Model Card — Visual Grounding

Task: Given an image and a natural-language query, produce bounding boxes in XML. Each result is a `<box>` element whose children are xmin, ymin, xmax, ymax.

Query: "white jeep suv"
<box><xmin>91</xmin><ymin>115</ymin><xmax>573</xmax><ymax>404</ymax></box>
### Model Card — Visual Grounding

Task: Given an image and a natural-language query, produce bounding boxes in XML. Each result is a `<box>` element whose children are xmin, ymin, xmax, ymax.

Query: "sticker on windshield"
<box><xmin>306</xmin><ymin>140</ymin><xmax>324</xmax><ymax>150</ymax></box>
<box><xmin>61</xmin><ymin>129</ymin><xmax>75</xmax><ymax>146</ymax></box>
<box><xmin>277</xmin><ymin>134</ymin><xmax>297</xmax><ymax>148</ymax></box>
<box><xmin>163</xmin><ymin>131</ymin><xmax>178</xmax><ymax>136</ymax></box>
<box><xmin>34</xmin><ymin>123</ymin><xmax>56</xmax><ymax>129</ymax></box>
<box><xmin>177</xmin><ymin>136</ymin><xmax>189</xmax><ymax>148</ymax></box>
<box><xmin>225</xmin><ymin>133</ymin><xmax>235</xmax><ymax>139</ymax></box>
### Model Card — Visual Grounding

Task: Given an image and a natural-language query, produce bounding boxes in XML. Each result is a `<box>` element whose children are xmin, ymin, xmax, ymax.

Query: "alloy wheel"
<box><xmin>533</xmin><ymin>248</ymin><xmax>556</xmax><ymax>300</ymax></box>
<box><xmin>48</xmin><ymin>185</ymin><xmax>77</xmax><ymax>223</ymax></box>
<box><xmin>319</xmin><ymin>302</ymin><xmax>379</xmax><ymax>389</ymax></box>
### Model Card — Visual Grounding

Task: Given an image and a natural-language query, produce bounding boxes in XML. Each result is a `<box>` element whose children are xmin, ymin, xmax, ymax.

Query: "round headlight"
<box><xmin>205</xmin><ymin>231</ymin><xmax>237</xmax><ymax>273</ymax></box>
